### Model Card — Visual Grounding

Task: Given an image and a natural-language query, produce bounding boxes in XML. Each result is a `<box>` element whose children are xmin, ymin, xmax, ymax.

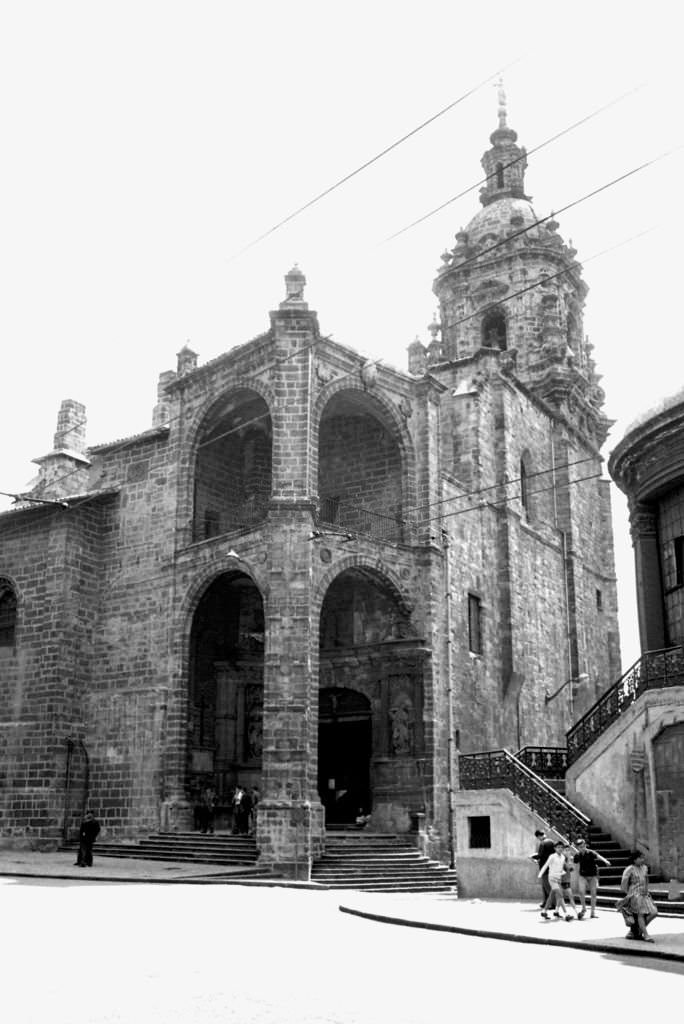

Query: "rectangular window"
<box><xmin>596</xmin><ymin>588</ymin><xmax>603</xmax><ymax>610</ymax></box>
<box><xmin>675</xmin><ymin>536</ymin><xmax>684</xmax><ymax>587</ymax></box>
<box><xmin>468</xmin><ymin>815</ymin><xmax>491</xmax><ymax>849</ymax></box>
<box><xmin>468</xmin><ymin>593</ymin><xmax>482</xmax><ymax>655</ymax></box>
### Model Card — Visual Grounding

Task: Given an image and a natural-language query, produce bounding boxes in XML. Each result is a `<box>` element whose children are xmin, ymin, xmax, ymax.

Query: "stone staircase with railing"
<box><xmin>459</xmin><ymin>745</ymin><xmax>684</xmax><ymax>916</ymax></box>
<box><xmin>311</xmin><ymin>830</ymin><xmax>459</xmax><ymax>893</ymax></box>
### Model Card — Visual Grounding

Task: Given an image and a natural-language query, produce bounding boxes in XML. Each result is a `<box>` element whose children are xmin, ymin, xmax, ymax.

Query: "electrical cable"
<box><xmin>383</xmin><ymin>83</ymin><xmax>645</xmax><ymax>243</ymax></box>
<box><xmin>227</xmin><ymin>59</ymin><xmax>521</xmax><ymax>262</ymax></box>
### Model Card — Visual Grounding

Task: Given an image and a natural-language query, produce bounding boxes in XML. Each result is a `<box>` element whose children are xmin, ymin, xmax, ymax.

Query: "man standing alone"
<box><xmin>75</xmin><ymin>811</ymin><xmax>101</xmax><ymax>867</ymax></box>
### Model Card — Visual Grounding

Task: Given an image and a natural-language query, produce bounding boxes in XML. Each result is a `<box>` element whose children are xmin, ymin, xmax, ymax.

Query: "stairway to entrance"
<box><xmin>311</xmin><ymin>830</ymin><xmax>459</xmax><ymax>893</ymax></box>
<box><xmin>587</xmin><ymin>825</ymin><xmax>684</xmax><ymax>917</ymax></box>
<box><xmin>60</xmin><ymin>832</ymin><xmax>262</xmax><ymax>871</ymax></box>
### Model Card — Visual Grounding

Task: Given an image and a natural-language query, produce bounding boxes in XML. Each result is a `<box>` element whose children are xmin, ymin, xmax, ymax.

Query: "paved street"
<box><xmin>2</xmin><ymin>879</ymin><xmax>682</xmax><ymax>1023</ymax></box>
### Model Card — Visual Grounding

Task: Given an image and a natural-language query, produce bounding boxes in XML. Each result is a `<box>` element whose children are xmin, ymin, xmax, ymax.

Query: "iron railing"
<box><xmin>319</xmin><ymin>497</ymin><xmax>405</xmax><ymax>543</ymax></box>
<box><xmin>516</xmin><ymin>746</ymin><xmax>567</xmax><ymax>779</ymax></box>
<box><xmin>566</xmin><ymin>645</ymin><xmax>684</xmax><ymax>765</ymax></box>
<box><xmin>193</xmin><ymin>500</ymin><xmax>268</xmax><ymax>542</ymax></box>
<box><xmin>459</xmin><ymin>748</ymin><xmax>590</xmax><ymax>841</ymax></box>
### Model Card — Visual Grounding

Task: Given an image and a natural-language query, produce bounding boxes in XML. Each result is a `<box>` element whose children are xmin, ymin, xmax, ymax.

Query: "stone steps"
<box><xmin>312</xmin><ymin>832</ymin><xmax>458</xmax><ymax>893</ymax></box>
<box><xmin>61</xmin><ymin>832</ymin><xmax>259</xmax><ymax>868</ymax></box>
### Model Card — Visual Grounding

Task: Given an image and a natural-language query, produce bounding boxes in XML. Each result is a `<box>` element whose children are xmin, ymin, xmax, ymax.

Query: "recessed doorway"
<box><xmin>318</xmin><ymin>688</ymin><xmax>371</xmax><ymax>824</ymax></box>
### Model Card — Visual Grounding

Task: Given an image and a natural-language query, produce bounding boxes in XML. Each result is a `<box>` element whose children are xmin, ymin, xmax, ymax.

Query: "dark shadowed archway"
<box><xmin>188</xmin><ymin>571</ymin><xmax>264</xmax><ymax>826</ymax></box>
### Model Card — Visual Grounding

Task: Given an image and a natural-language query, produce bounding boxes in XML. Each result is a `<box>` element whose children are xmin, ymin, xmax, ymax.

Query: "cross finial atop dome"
<box><xmin>496</xmin><ymin>78</ymin><xmax>507</xmax><ymax>130</ymax></box>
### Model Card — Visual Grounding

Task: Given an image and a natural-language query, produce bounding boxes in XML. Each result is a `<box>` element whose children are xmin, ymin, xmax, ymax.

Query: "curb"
<box><xmin>338</xmin><ymin>904</ymin><xmax>684</xmax><ymax>963</ymax></box>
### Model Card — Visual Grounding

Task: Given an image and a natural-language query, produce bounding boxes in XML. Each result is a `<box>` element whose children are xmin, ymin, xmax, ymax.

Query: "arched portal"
<box><xmin>318</xmin><ymin>688</ymin><xmax>371</xmax><ymax>823</ymax></box>
<box><xmin>318</xmin><ymin>567</ymin><xmax>426</xmax><ymax>831</ymax></box>
<box><xmin>188</xmin><ymin>572</ymin><xmax>264</xmax><ymax>827</ymax></box>
<box><xmin>318</xmin><ymin>390</ymin><xmax>404</xmax><ymax>543</ymax></box>
<box><xmin>192</xmin><ymin>389</ymin><xmax>272</xmax><ymax>541</ymax></box>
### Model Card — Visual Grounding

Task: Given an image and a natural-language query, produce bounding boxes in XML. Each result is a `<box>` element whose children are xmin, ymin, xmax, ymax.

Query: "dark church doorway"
<box><xmin>188</xmin><ymin>571</ymin><xmax>264</xmax><ymax>827</ymax></box>
<box><xmin>318</xmin><ymin>688</ymin><xmax>371</xmax><ymax>824</ymax></box>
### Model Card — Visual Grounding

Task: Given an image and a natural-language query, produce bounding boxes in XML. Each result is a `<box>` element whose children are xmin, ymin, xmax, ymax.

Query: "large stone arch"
<box><xmin>176</xmin><ymin>380</ymin><xmax>276</xmax><ymax>546</ymax></box>
<box><xmin>312</xmin><ymin>554</ymin><xmax>413</xmax><ymax>627</ymax></box>
<box><xmin>315</xmin><ymin>557</ymin><xmax>426</xmax><ymax>832</ymax></box>
<box><xmin>164</xmin><ymin>558</ymin><xmax>269</xmax><ymax>820</ymax></box>
<box><xmin>312</xmin><ymin>380</ymin><xmax>417</xmax><ymax>538</ymax></box>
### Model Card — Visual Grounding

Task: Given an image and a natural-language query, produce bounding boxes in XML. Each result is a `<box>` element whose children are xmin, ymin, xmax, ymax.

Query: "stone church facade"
<box><xmin>0</xmin><ymin>102</ymin><xmax>621</xmax><ymax>875</ymax></box>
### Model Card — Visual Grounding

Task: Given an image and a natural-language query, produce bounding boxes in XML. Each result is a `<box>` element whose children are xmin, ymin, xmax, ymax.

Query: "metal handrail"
<box><xmin>459</xmin><ymin>747</ymin><xmax>590</xmax><ymax>841</ymax></box>
<box><xmin>503</xmin><ymin>749</ymin><xmax>589</xmax><ymax>823</ymax></box>
<box><xmin>567</xmin><ymin>644</ymin><xmax>684</xmax><ymax>764</ymax></box>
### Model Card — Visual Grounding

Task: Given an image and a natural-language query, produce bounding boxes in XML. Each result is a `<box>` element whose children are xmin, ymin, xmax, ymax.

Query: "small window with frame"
<box><xmin>468</xmin><ymin>815</ymin><xmax>491</xmax><ymax>849</ymax></box>
<box><xmin>468</xmin><ymin>593</ymin><xmax>482</xmax><ymax>655</ymax></box>
<box><xmin>675</xmin><ymin>536</ymin><xmax>684</xmax><ymax>588</ymax></box>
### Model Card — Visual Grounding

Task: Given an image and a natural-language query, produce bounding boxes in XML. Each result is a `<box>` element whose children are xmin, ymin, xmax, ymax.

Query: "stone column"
<box><xmin>630</xmin><ymin>501</ymin><xmax>666</xmax><ymax>652</ymax></box>
<box><xmin>255</xmin><ymin>268</ymin><xmax>325</xmax><ymax>877</ymax></box>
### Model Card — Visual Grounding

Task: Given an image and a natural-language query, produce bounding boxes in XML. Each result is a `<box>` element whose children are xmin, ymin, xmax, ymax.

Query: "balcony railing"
<box><xmin>516</xmin><ymin>746</ymin><xmax>567</xmax><ymax>779</ymax></box>
<box><xmin>319</xmin><ymin>497</ymin><xmax>405</xmax><ymax>543</ymax></box>
<box><xmin>459</xmin><ymin>748</ymin><xmax>590</xmax><ymax>841</ymax></box>
<box><xmin>566</xmin><ymin>645</ymin><xmax>684</xmax><ymax>765</ymax></box>
<box><xmin>193</xmin><ymin>499</ymin><xmax>268</xmax><ymax>543</ymax></box>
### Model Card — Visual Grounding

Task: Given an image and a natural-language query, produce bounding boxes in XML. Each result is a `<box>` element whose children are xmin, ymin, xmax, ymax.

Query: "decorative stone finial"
<box><xmin>428</xmin><ymin>312</ymin><xmax>441</xmax><ymax>342</ymax></box>
<box><xmin>281</xmin><ymin>263</ymin><xmax>308</xmax><ymax>309</ymax></box>
<box><xmin>177</xmin><ymin>343</ymin><xmax>198</xmax><ymax>376</ymax></box>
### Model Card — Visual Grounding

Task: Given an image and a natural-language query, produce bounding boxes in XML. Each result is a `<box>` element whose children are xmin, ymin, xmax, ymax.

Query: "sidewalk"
<box><xmin>338</xmin><ymin>892</ymin><xmax>684</xmax><ymax>962</ymax></box>
<box><xmin>0</xmin><ymin>849</ymin><xmax>320</xmax><ymax>887</ymax></box>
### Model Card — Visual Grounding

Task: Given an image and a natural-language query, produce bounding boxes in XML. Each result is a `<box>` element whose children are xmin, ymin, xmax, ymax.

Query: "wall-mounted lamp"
<box><xmin>544</xmin><ymin>672</ymin><xmax>589</xmax><ymax>704</ymax></box>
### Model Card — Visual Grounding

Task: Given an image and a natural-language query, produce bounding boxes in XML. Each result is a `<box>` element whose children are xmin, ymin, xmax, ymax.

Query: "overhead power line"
<box><xmin>3</xmin><ymin>221</ymin><xmax>655</xmax><ymax>516</ymax></box>
<box><xmin>227</xmin><ymin>58</ymin><xmax>521</xmax><ymax>262</ymax></box>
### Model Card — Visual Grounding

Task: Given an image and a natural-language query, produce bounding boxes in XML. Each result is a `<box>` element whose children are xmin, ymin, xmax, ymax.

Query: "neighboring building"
<box><xmin>0</xmin><ymin>99</ymin><xmax>621</xmax><ymax>876</ymax></box>
<box><xmin>584</xmin><ymin>391</ymin><xmax>684</xmax><ymax>879</ymax></box>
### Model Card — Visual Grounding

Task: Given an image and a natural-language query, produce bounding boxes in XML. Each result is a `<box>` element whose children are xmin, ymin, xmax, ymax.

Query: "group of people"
<box><xmin>532</xmin><ymin>828</ymin><xmax>658</xmax><ymax>941</ymax></box>
<box><xmin>194</xmin><ymin>784</ymin><xmax>259</xmax><ymax>836</ymax></box>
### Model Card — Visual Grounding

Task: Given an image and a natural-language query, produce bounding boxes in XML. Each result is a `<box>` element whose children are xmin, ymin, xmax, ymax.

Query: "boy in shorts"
<box><xmin>539</xmin><ymin>840</ymin><xmax>574</xmax><ymax>921</ymax></box>
<box><xmin>573</xmin><ymin>836</ymin><xmax>611</xmax><ymax>919</ymax></box>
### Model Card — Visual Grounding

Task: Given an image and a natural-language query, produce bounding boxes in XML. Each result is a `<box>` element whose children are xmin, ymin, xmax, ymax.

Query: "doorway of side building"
<box><xmin>318</xmin><ymin>688</ymin><xmax>371</xmax><ymax>824</ymax></box>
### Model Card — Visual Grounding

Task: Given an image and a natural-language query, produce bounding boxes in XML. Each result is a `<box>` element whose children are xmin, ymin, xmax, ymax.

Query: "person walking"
<box><xmin>618</xmin><ymin>850</ymin><xmax>658</xmax><ymax>942</ymax></box>
<box><xmin>531</xmin><ymin>829</ymin><xmax>556</xmax><ymax>908</ymax></box>
<box><xmin>573</xmin><ymin>836</ymin><xmax>611</xmax><ymax>918</ymax></box>
<box><xmin>560</xmin><ymin>843</ymin><xmax>579</xmax><ymax>918</ymax></box>
<box><xmin>538</xmin><ymin>840</ymin><xmax>574</xmax><ymax>920</ymax></box>
<box><xmin>75</xmin><ymin>810</ymin><xmax>101</xmax><ymax>867</ymax></box>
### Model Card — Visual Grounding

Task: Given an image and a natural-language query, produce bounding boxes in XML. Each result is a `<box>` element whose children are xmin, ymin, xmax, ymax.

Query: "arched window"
<box><xmin>482</xmin><ymin>310</ymin><xmax>507</xmax><ymax>351</ymax></box>
<box><xmin>496</xmin><ymin>162</ymin><xmax>505</xmax><ymax>189</ymax></box>
<box><xmin>0</xmin><ymin>579</ymin><xmax>17</xmax><ymax>647</ymax></box>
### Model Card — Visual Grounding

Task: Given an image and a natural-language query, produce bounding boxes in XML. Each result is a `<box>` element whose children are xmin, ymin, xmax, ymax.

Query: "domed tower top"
<box><xmin>430</xmin><ymin>90</ymin><xmax>611</xmax><ymax>449</ymax></box>
<box><xmin>479</xmin><ymin>81</ymin><xmax>530</xmax><ymax>207</ymax></box>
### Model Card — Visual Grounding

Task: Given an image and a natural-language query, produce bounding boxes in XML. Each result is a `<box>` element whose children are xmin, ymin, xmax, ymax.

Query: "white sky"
<box><xmin>1</xmin><ymin>1</ymin><xmax>681</xmax><ymax>670</ymax></box>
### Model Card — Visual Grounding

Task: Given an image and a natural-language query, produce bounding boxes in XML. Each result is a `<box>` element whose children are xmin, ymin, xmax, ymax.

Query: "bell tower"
<box><xmin>431</xmin><ymin>87</ymin><xmax>611</xmax><ymax>448</ymax></box>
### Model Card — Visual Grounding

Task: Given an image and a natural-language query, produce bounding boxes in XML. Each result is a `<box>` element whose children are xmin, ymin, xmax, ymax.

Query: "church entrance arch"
<box><xmin>188</xmin><ymin>571</ymin><xmax>264</xmax><ymax>829</ymax></box>
<box><xmin>318</xmin><ymin>688</ymin><xmax>371</xmax><ymax>824</ymax></box>
<box><xmin>318</xmin><ymin>566</ymin><xmax>426</xmax><ymax>832</ymax></box>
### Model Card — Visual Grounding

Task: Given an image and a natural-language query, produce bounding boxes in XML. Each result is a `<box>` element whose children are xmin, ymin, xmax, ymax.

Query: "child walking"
<box><xmin>539</xmin><ymin>840</ymin><xmax>574</xmax><ymax>920</ymax></box>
